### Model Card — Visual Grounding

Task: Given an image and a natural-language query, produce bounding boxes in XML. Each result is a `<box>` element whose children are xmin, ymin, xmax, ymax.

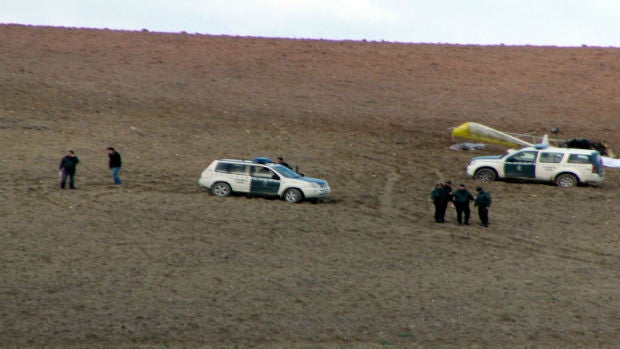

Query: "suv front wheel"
<box><xmin>474</xmin><ymin>168</ymin><xmax>497</xmax><ymax>182</ymax></box>
<box><xmin>283</xmin><ymin>188</ymin><xmax>303</xmax><ymax>203</ymax></box>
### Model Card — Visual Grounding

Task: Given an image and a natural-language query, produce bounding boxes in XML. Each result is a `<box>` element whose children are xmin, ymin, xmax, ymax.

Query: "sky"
<box><xmin>1</xmin><ymin>0</ymin><xmax>619</xmax><ymax>47</ymax></box>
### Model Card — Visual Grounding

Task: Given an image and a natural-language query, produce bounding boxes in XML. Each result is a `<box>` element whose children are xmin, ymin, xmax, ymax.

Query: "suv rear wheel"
<box><xmin>474</xmin><ymin>168</ymin><xmax>497</xmax><ymax>182</ymax></box>
<box><xmin>211</xmin><ymin>182</ymin><xmax>232</xmax><ymax>196</ymax></box>
<box><xmin>555</xmin><ymin>173</ymin><xmax>578</xmax><ymax>187</ymax></box>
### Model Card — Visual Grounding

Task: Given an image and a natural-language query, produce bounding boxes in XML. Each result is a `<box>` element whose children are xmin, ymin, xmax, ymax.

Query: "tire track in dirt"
<box><xmin>376</xmin><ymin>165</ymin><xmax>428</xmax><ymax>225</ymax></box>
<box><xmin>373</xmin><ymin>161</ymin><xmax>449</xmax><ymax>225</ymax></box>
<box><xmin>379</xmin><ymin>168</ymin><xmax>400</xmax><ymax>216</ymax></box>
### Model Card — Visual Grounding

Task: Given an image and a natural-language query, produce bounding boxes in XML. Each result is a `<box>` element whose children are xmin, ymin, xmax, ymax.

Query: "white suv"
<box><xmin>466</xmin><ymin>145</ymin><xmax>605</xmax><ymax>187</ymax></box>
<box><xmin>198</xmin><ymin>158</ymin><xmax>331</xmax><ymax>203</ymax></box>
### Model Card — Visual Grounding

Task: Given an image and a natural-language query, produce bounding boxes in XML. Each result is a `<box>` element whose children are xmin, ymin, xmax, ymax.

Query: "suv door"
<box><xmin>504</xmin><ymin>150</ymin><xmax>538</xmax><ymax>178</ymax></box>
<box><xmin>536</xmin><ymin>151</ymin><xmax>564</xmax><ymax>180</ymax></box>
<box><xmin>249</xmin><ymin>165</ymin><xmax>281</xmax><ymax>195</ymax></box>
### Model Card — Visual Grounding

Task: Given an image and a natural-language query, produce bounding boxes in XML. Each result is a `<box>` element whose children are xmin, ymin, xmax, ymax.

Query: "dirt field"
<box><xmin>1</xmin><ymin>24</ymin><xmax>619</xmax><ymax>349</ymax></box>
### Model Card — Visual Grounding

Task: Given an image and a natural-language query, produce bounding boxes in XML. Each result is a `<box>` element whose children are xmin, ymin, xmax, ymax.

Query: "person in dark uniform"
<box><xmin>107</xmin><ymin>147</ymin><xmax>122</xmax><ymax>184</ymax></box>
<box><xmin>443</xmin><ymin>180</ymin><xmax>454</xmax><ymax>196</ymax></box>
<box><xmin>430</xmin><ymin>183</ymin><xmax>450</xmax><ymax>223</ymax></box>
<box><xmin>442</xmin><ymin>180</ymin><xmax>454</xmax><ymax>221</ymax></box>
<box><xmin>59</xmin><ymin>150</ymin><xmax>80</xmax><ymax>189</ymax></box>
<box><xmin>452</xmin><ymin>183</ymin><xmax>474</xmax><ymax>225</ymax></box>
<box><xmin>474</xmin><ymin>186</ymin><xmax>492</xmax><ymax>227</ymax></box>
<box><xmin>276</xmin><ymin>156</ymin><xmax>292</xmax><ymax>170</ymax></box>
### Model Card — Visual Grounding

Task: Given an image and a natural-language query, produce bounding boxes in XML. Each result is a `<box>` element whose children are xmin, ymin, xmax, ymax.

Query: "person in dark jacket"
<box><xmin>474</xmin><ymin>186</ymin><xmax>492</xmax><ymax>227</ymax></box>
<box><xmin>276</xmin><ymin>156</ymin><xmax>292</xmax><ymax>170</ymax></box>
<box><xmin>430</xmin><ymin>183</ymin><xmax>450</xmax><ymax>223</ymax></box>
<box><xmin>443</xmin><ymin>180</ymin><xmax>454</xmax><ymax>196</ymax></box>
<box><xmin>107</xmin><ymin>147</ymin><xmax>122</xmax><ymax>184</ymax></box>
<box><xmin>59</xmin><ymin>150</ymin><xmax>80</xmax><ymax>189</ymax></box>
<box><xmin>452</xmin><ymin>183</ymin><xmax>474</xmax><ymax>225</ymax></box>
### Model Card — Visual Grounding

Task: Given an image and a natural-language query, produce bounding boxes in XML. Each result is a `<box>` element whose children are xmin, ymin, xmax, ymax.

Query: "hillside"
<box><xmin>1</xmin><ymin>24</ymin><xmax>619</xmax><ymax>349</ymax></box>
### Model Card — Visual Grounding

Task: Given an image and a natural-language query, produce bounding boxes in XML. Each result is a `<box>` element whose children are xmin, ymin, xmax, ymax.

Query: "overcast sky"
<box><xmin>1</xmin><ymin>0</ymin><xmax>619</xmax><ymax>47</ymax></box>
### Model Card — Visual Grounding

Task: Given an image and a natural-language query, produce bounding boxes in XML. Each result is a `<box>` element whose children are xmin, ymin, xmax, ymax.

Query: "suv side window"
<box><xmin>216</xmin><ymin>162</ymin><xmax>248</xmax><ymax>174</ymax></box>
<box><xmin>230</xmin><ymin>164</ymin><xmax>248</xmax><ymax>174</ymax></box>
<box><xmin>215</xmin><ymin>162</ymin><xmax>231</xmax><ymax>173</ymax></box>
<box><xmin>507</xmin><ymin>151</ymin><xmax>538</xmax><ymax>163</ymax></box>
<box><xmin>251</xmin><ymin>165</ymin><xmax>276</xmax><ymax>179</ymax></box>
<box><xmin>539</xmin><ymin>152</ymin><xmax>564</xmax><ymax>163</ymax></box>
<box><xmin>568</xmin><ymin>154</ymin><xmax>591</xmax><ymax>164</ymax></box>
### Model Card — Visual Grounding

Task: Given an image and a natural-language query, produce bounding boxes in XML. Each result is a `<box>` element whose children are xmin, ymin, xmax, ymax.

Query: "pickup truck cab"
<box><xmin>466</xmin><ymin>145</ymin><xmax>605</xmax><ymax>187</ymax></box>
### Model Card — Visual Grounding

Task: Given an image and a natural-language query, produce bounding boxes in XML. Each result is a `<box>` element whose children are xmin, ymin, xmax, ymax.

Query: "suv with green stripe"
<box><xmin>466</xmin><ymin>145</ymin><xmax>605</xmax><ymax>187</ymax></box>
<box><xmin>198</xmin><ymin>158</ymin><xmax>330</xmax><ymax>203</ymax></box>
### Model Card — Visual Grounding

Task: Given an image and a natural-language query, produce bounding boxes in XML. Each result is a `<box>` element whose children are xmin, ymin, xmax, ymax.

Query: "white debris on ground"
<box><xmin>449</xmin><ymin>143</ymin><xmax>487</xmax><ymax>151</ymax></box>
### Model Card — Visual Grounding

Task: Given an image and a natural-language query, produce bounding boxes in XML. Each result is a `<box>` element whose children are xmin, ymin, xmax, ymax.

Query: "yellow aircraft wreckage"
<box><xmin>451</xmin><ymin>122</ymin><xmax>619</xmax><ymax>168</ymax></box>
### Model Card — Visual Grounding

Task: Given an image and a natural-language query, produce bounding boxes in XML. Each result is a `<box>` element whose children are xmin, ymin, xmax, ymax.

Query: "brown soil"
<box><xmin>1</xmin><ymin>25</ymin><xmax>619</xmax><ymax>349</ymax></box>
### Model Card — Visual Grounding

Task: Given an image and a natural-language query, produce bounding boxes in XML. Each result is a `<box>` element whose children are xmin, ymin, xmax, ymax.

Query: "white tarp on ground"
<box><xmin>449</xmin><ymin>143</ymin><xmax>487</xmax><ymax>151</ymax></box>
<box><xmin>602</xmin><ymin>156</ymin><xmax>620</xmax><ymax>168</ymax></box>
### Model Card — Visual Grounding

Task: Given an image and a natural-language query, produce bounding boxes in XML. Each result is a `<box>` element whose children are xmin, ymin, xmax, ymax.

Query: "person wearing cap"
<box><xmin>452</xmin><ymin>183</ymin><xmax>474</xmax><ymax>225</ymax></box>
<box><xmin>430</xmin><ymin>183</ymin><xmax>450</xmax><ymax>223</ymax></box>
<box><xmin>59</xmin><ymin>150</ymin><xmax>80</xmax><ymax>189</ymax></box>
<box><xmin>474</xmin><ymin>186</ymin><xmax>492</xmax><ymax>227</ymax></box>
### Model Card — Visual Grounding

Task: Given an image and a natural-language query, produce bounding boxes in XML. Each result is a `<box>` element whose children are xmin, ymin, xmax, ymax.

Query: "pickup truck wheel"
<box><xmin>211</xmin><ymin>182</ymin><xmax>232</xmax><ymax>196</ymax></box>
<box><xmin>475</xmin><ymin>168</ymin><xmax>497</xmax><ymax>182</ymax></box>
<box><xmin>284</xmin><ymin>188</ymin><xmax>303</xmax><ymax>203</ymax></box>
<box><xmin>556</xmin><ymin>173</ymin><xmax>578</xmax><ymax>187</ymax></box>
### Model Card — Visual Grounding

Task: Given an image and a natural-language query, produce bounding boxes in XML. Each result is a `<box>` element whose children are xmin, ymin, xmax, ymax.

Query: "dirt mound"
<box><xmin>1</xmin><ymin>24</ymin><xmax>619</xmax><ymax>349</ymax></box>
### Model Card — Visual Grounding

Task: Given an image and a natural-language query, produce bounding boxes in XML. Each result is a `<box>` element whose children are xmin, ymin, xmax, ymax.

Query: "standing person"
<box><xmin>276</xmin><ymin>156</ymin><xmax>292</xmax><ymax>170</ymax></box>
<box><xmin>452</xmin><ymin>183</ymin><xmax>474</xmax><ymax>225</ymax></box>
<box><xmin>107</xmin><ymin>147</ymin><xmax>122</xmax><ymax>185</ymax></box>
<box><xmin>443</xmin><ymin>180</ymin><xmax>454</xmax><ymax>199</ymax></box>
<box><xmin>430</xmin><ymin>183</ymin><xmax>449</xmax><ymax>223</ymax></box>
<box><xmin>59</xmin><ymin>150</ymin><xmax>80</xmax><ymax>189</ymax></box>
<box><xmin>474</xmin><ymin>186</ymin><xmax>492</xmax><ymax>227</ymax></box>
<box><xmin>442</xmin><ymin>180</ymin><xmax>454</xmax><ymax>221</ymax></box>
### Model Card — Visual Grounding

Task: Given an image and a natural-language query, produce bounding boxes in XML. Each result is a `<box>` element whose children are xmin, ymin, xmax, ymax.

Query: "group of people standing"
<box><xmin>430</xmin><ymin>180</ymin><xmax>492</xmax><ymax>227</ymax></box>
<box><xmin>58</xmin><ymin>147</ymin><xmax>122</xmax><ymax>189</ymax></box>
<box><xmin>59</xmin><ymin>150</ymin><xmax>495</xmax><ymax>228</ymax></box>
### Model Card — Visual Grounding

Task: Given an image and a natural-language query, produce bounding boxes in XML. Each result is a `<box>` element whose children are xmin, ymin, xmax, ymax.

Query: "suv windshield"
<box><xmin>272</xmin><ymin>164</ymin><xmax>302</xmax><ymax>178</ymax></box>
